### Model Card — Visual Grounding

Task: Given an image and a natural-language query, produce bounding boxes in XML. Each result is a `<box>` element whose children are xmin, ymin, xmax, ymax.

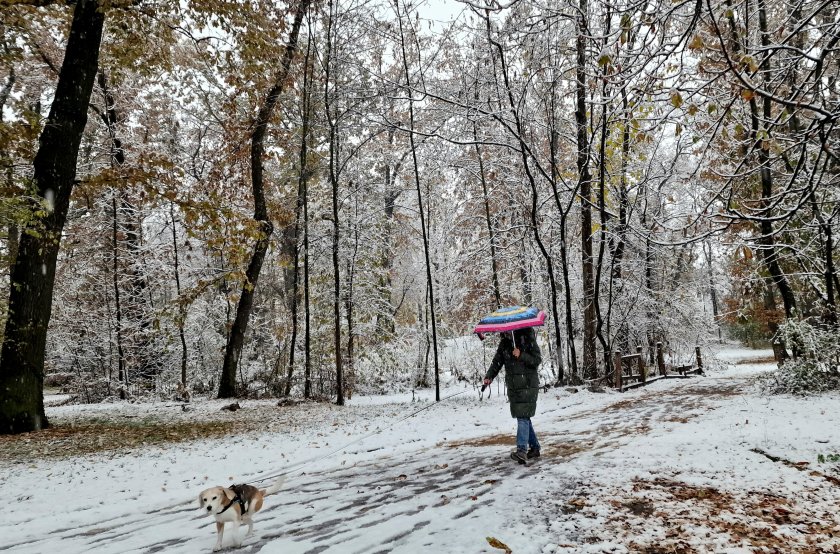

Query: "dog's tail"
<box><xmin>261</xmin><ymin>476</ymin><xmax>287</xmax><ymax>496</ymax></box>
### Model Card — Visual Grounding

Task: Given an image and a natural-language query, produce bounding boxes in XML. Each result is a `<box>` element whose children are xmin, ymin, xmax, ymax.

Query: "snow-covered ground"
<box><xmin>1</xmin><ymin>345</ymin><xmax>838</xmax><ymax>553</ymax></box>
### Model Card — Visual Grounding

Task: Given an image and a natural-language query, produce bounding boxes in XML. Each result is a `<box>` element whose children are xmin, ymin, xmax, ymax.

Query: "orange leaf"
<box><xmin>486</xmin><ymin>537</ymin><xmax>512</xmax><ymax>553</ymax></box>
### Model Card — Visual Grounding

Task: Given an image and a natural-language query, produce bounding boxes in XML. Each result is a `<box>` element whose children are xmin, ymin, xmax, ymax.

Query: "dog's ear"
<box><xmin>198</xmin><ymin>492</ymin><xmax>205</xmax><ymax>509</ymax></box>
<box><xmin>223</xmin><ymin>487</ymin><xmax>235</xmax><ymax>501</ymax></box>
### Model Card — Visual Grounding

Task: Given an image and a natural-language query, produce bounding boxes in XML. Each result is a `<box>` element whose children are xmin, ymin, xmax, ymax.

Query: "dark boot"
<box><xmin>510</xmin><ymin>449</ymin><xmax>528</xmax><ymax>465</ymax></box>
<box><xmin>527</xmin><ymin>448</ymin><xmax>541</xmax><ymax>460</ymax></box>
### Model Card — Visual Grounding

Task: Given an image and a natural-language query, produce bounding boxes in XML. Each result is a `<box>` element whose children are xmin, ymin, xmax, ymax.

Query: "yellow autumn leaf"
<box><xmin>486</xmin><ymin>537</ymin><xmax>513</xmax><ymax>553</ymax></box>
<box><xmin>688</xmin><ymin>34</ymin><xmax>704</xmax><ymax>50</ymax></box>
<box><xmin>670</xmin><ymin>91</ymin><xmax>683</xmax><ymax>108</ymax></box>
<box><xmin>742</xmin><ymin>55</ymin><xmax>759</xmax><ymax>73</ymax></box>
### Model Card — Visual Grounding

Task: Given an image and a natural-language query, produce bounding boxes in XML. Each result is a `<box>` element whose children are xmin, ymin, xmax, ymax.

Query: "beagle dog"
<box><xmin>198</xmin><ymin>477</ymin><xmax>285</xmax><ymax>551</ymax></box>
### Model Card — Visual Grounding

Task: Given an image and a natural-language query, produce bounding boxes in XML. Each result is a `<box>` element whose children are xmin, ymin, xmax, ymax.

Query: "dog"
<box><xmin>198</xmin><ymin>477</ymin><xmax>285</xmax><ymax>551</ymax></box>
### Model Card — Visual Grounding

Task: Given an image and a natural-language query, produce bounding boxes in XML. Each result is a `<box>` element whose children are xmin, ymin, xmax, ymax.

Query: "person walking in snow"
<box><xmin>482</xmin><ymin>326</ymin><xmax>542</xmax><ymax>465</ymax></box>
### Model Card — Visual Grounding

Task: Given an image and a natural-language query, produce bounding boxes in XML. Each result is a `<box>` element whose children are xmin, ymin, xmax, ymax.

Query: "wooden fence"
<box><xmin>613</xmin><ymin>343</ymin><xmax>704</xmax><ymax>392</ymax></box>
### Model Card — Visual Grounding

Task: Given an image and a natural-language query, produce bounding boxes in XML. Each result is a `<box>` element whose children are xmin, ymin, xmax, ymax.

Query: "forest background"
<box><xmin>0</xmin><ymin>0</ymin><xmax>837</xmax><ymax>435</ymax></box>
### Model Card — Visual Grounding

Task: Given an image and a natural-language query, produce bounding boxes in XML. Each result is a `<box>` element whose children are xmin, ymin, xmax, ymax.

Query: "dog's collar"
<box><xmin>217</xmin><ymin>484</ymin><xmax>248</xmax><ymax>516</ymax></box>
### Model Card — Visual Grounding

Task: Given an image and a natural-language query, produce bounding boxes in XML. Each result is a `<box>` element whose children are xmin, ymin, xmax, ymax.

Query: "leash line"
<box><xmin>250</xmin><ymin>388</ymin><xmax>472</xmax><ymax>485</ymax></box>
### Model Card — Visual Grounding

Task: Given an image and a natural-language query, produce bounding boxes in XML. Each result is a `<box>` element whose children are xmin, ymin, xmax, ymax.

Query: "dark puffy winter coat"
<box><xmin>484</xmin><ymin>327</ymin><xmax>542</xmax><ymax>418</ymax></box>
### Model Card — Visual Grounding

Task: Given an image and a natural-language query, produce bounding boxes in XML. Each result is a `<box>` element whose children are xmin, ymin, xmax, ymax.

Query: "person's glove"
<box><xmin>483</xmin><ymin>378</ymin><xmax>492</xmax><ymax>386</ymax></box>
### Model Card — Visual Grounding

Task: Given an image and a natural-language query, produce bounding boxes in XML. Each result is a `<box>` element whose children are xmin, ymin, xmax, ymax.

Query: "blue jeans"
<box><xmin>516</xmin><ymin>417</ymin><xmax>540</xmax><ymax>452</ymax></box>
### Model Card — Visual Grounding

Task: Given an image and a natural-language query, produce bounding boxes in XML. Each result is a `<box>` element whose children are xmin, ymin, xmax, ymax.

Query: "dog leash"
<box><xmin>248</xmin><ymin>388</ymin><xmax>473</xmax><ymax>485</ymax></box>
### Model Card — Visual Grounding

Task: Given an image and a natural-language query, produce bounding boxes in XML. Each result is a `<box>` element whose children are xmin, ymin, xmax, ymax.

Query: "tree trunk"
<box><xmin>6</xmin><ymin>222</ymin><xmax>18</xmax><ymax>279</ymax></box>
<box><xmin>325</xmin><ymin>0</ymin><xmax>344</xmax><ymax>405</ymax></box>
<box><xmin>0</xmin><ymin>0</ymin><xmax>105</xmax><ymax>434</ymax></box>
<box><xmin>609</xmin><ymin>86</ymin><xmax>630</xmax><ymax>352</ymax></box>
<box><xmin>474</xmin><ymin>124</ymin><xmax>501</xmax><ymax>308</ymax></box>
<box><xmin>285</xmin><ymin>29</ymin><xmax>313</xmax><ymax>396</ymax></box>
<box><xmin>111</xmin><ymin>192</ymin><xmax>127</xmax><ymax>398</ymax></box>
<box><xmin>824</xmin><ymin>223</ymin><xmax>837</xmax><ymax>324</ymax></box>
<box><xmin>519</xmin><ymin>230</ymin><xmax>532</xmax><ymax>305</ymax></box>
<box><xmin>169</xmin><ymin>201</ymin><xmax>188</xmax><ymax>388</ymax></box>
<box><xmin>546</xmin><ymin>67</ymin><xmax>577</xmax><ymax>380</ymax></box>
<box><xmin>396</xmin><ymin>0</ymin><xmax>440</xmax><ymax>401</ymax></box>
<box><xmin>218</xmin><ymin>0</ymin><xmax>309</xmax><ymax>398</ymax></box>
<box><xmin>576</xmin><ymin>0</ymin><xmax>597</xmax><ymax>379</ymax></box>
<box><xmin>754</xmin><ymin>0</ymin><xmax>797</xmax><ymax>320</ymax></box>
<box><xmin>611</xmin><ymin>85</ymin><xmax>630</xmax><ymax>282</ymax></box>
<box><xmin>303</xmin><ymin>138</ymin><xmax>312</xmax><ymax>399</ymax></box>
<box><xmin>704</xmin><ymin>241</ymin><xmax>723</xmax><ymax>342</ymax></box>
<box><xmin>344</xmin><ymin>266</ymin><xmax>355</xmax><ymax>400</ymax></box>
<box><xmin>374</xmin><ymin>118</ymin><xmax>405</xmax><ymax>340</ymax></box>
<box><xmin>558</xmin><ymin>210</ymin><xmax>577</xmax><ymax>381</ymax></box>
<box><xmin>1</xmin><ymin>62</ymin><xmax>18</xmax><ymax>278</ymax></box>
<box><xmin>784</xmin><ymin>3</ymin><xmax>836</xmax><ymax>325</ymax></box>
<box><xmin>594</xmin><ymin>7</ymin><xmax>613</xmax><ymax>373</ymax></box>
<box><xmin>119</xmin><ymin>195</ymin><xmax>152</xmax><ymax>379</ymax></box>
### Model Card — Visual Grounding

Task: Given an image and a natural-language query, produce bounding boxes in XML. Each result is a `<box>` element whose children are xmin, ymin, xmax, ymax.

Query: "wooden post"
<box><xmin>613</xmin><ymin>350</ymin><xmax>623</xmax><ymax>391</ymax></box>
<box><xmin>656</xmin><ymin>342</ymin><xmax>666</xmax><ymax>376</ymax></box>
<box><xmin>636</xmin><ymin>345</ymin><xmax>646</xmax><ymax>383</ymax></box>
<box><xmin>695</xmin><ymin>346</ymin><xmax>703</xmax><ymax>373</ymax></box>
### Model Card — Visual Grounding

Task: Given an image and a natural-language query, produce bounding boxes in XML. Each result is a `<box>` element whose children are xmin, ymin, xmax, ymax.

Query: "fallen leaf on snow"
<box><xmin>486</xmin><ymin>536</ymin><xmax>512</xmax><ymax>553</ymax></box>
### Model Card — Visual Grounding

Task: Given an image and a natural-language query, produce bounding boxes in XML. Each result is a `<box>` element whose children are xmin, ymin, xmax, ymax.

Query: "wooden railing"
<box><xmin>613</xmin><ymin>343</ymin><xmax>704</xmax><ymax>392</ymax></box>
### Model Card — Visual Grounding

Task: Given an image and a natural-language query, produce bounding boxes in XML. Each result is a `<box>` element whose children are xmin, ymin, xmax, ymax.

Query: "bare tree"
<box><xmin>218</xmin><ymin>0</ymin><xmax>310</xmax><ymax>398</ymax></box>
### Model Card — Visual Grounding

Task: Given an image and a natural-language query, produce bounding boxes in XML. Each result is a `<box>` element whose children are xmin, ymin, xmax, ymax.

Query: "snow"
<box><xmin>1</xmin><ymin>345</ymin><xmax>838</xmax><ymax>553</ymax></box>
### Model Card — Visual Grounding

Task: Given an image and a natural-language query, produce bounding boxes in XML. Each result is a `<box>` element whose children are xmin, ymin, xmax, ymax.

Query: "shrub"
<box><xmin>759</xmin><ymin>320</ymin><xmax>840</xmax><ymax>395</ymax></box>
